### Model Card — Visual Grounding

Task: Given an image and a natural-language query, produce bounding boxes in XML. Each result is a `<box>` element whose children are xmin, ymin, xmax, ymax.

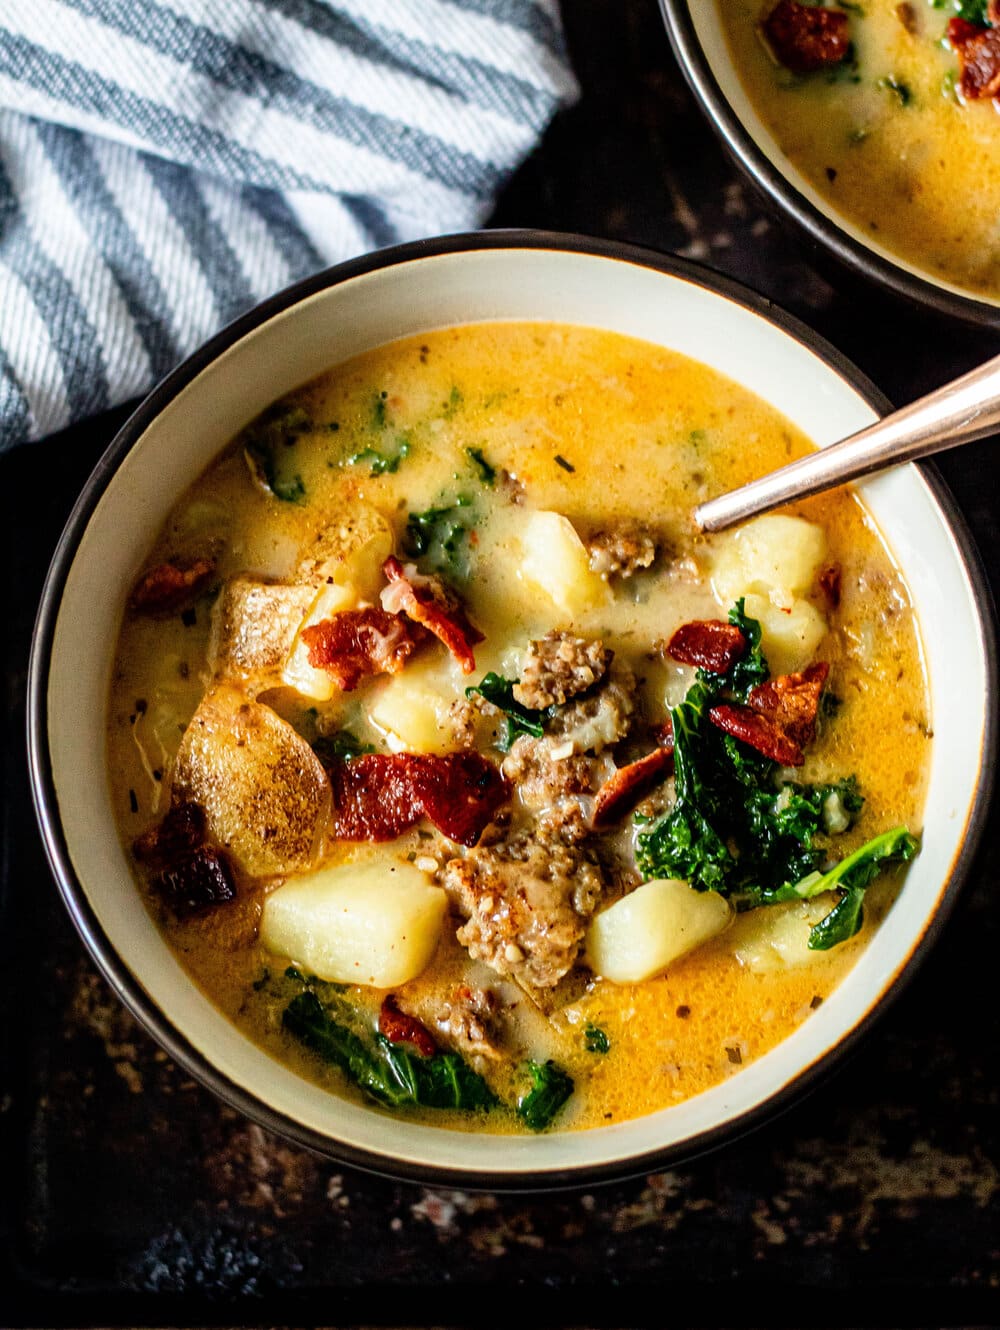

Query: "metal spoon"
<box><xmin>694</xmin><ymin>351</ymin><xmax>1000</xmax><ymax>532</ymax></box>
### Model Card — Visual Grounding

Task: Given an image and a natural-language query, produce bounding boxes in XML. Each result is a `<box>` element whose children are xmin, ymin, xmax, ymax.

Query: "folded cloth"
<box><xmin>0</xmin><ymin>0</ymin><xmax>578</xmax><ymax>450</ymax></box>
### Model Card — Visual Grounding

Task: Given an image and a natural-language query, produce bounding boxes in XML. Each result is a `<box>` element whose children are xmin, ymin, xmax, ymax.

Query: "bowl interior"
<box><xmin>34</xmin><ymin>240</ymin><xmax>993</xmax><ymax>1184</ymax></box>
<box><xmin>669</xmin><ymin>1</ymin><xmax>1000</xmax><ymax>320</ymax></box>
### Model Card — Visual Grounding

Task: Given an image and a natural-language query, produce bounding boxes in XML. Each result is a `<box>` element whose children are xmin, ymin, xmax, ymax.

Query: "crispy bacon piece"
<box><xmin>763</xmin><ymin>0</ymin><xmax>850</xmax><ymax>73</ymax></box>
<box><xmin>380</xmin><ymin>556</ymin><xmax>483</xmax><ymax>674</ymax></box>
<box><xmin>748</xmin><ymin>661</ymin><xmax>830</xmax><ymax>748</ymax></box>
<box><xmin>329</xmin><ymin>752</ymin><xmax>510</xmax><ymax>846</ymax></box>
<box><xmin>709</xmin><ymin>703</ymin><xmax>805</xmax><ymax>767</ymax></box>
<box><xmin>133</xmin><ymin>799</ymin><xmax>206</xmax><ymax>865</ymax></box>
<box><xmin>129</xmin><ymin>556</ymin><xmax>216</xmax><ymax>614</ymax></box>
<box><xmin>591</xmin><ymin>746</ymin><xmax>675</xmax><ymax>829</ymax></box>
<box><xmin>667</xmin><ymin>620</ymin><xmax>747</xmax><ymax>674</ymax></box>
<box><xmin>301</xmin><ymin>607</ymin><xmax>423</xmax><ymax>691</ymax></box>
<box><xmin>378</xmin><ymin>995</ymin><xmax>438</xmax><ymax>1057</ymax></box>
<box><xmin>710</xmin><ymin>661</ymin><xmax>830</xmax><ymax>765</ymax></box>
<box><xmin>151</xmin><ymin>845</ymin><xmax>237</xmax><ymax>918</ymax></box>
<box><xmin>948</xmin><ymin>16</ymin><xmax>1000</xmax><ymax>101</ymax></box>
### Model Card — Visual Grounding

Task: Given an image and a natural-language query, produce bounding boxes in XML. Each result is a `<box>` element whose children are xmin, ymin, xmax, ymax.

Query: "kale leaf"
<box><xmin>516</xmin><ymin>1059</ymin><xmax>574</xmax><ymax>1131</ymax></box>
<box><xmin>310</xmin><ymin>729</ymin><xmax>375</xmax><ymax>764</ymax></box>
<box><xmin>466</xmin><ymin>446</ymin><xmax>496</xmax><ymax>485</ymax></box>
<box><xmin>242</xmin><ymin>401</ymin><xmax>311</xmax><ymax>503</ymax></box>
<box><xmin>634</xmin><ymin>604</ymin><xmax>918</xmax><ymax>948</ymax></box>
<box><xmin>465</xmin><ymin>672</ymin><xmax>554</xmax><ymax>751</ymax></box>
<box><xmin>404</xmin><ymin>495</ymin><xmax>474</xmax><ymax>576</ymax></box>
<box><xmin>584</xmin><ymin>1023</ymin><xmax>610</xmax><ymax>1055</ymax></box>
<box><xmin>346</xmin><ymin>439</ymin><xmax>410</xmax><ymax>475</ymax></box>
<box><xmin>283</xmin><ymin>991</ymin><xmax>497</xmax><ymax>1112</ymax></box>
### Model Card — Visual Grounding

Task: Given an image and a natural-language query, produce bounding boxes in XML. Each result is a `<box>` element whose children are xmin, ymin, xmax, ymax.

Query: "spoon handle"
<box><xmin>694</xmin><ymin>351</ymin><xmax>1000</xmax><ymax>533</ymax></box>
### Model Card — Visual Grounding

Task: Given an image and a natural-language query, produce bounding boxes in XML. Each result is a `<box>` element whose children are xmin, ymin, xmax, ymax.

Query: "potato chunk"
<box><xmin>295</xmin><ymin>504</ymin><xmax>394</xmax><ymax>600</ymax></box>
<box><xmin>172</xmin><ymin>684</ymin><xmax>330</xmax><ymax>877</ymax></box>
<box><xmin>711</xmin><ymin>514</ymin><xmax>827</xmax><ymax>609</ymax></box>
<box><xmin>281</xmin><ymin>581</ymin><xmax>358</xmax><ymax>701</ymax></box>
<box><xmin>517</xmin><ymin>510</ymin><xmax>607</xmax><ymax>617</ymax></box>
<box><xmin>210</xmin><ymin>576</ymin><xmax>315</xmax><ymax>687</ymax></box>
<box><xmin>742</xmin><ymin>592</ymin><xmax>827</xmax><ymax>676</ymax></box>
<box><xmin>729</xmin><ymin>896</ymin><xmax>842</xmax><ymax>973</ymax></box>
<box><xmin>585</xmin><ymin>878</ymin><xmax>732</xmax><ymax>983</ymax></box>
<box><xmin>369</xmin><ymin>660</ymin><xmax>463</xmax><ymax>754</ymax></box>
<box><xmin>261</xmin><ymin>858</ymin><xmax>447</xmax><ymax>987</ymax></box>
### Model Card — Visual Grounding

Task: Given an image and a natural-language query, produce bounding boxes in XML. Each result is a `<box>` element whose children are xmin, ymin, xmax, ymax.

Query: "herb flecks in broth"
<box><xmin>110</xmin><ymin>323</ymin><xmax>930</xmax><ymax>1133</ymax></box>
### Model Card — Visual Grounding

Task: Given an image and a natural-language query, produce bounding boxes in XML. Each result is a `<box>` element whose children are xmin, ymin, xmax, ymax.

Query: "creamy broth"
<box><xmin>719</xmin><ymin>0</ymin><xmax>1000</xmax><ymax>298</ymax></box>
<box><xmin>107</xmin><ymin>323</ymin><xmax>929</xmax><ymax>1133</ymax></box>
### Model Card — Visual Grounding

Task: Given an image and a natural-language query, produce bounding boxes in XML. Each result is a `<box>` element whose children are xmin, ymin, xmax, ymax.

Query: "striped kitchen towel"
<box><xmin>0</xmin><ymin>0</ymin><xmax>578</xmax><ymax>450</ymax></box>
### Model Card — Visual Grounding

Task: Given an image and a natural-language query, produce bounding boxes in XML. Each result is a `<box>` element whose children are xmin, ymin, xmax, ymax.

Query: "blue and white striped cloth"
<box><xmin>0</xmin><ymin>0</ymin><xmax>578</xmax><ymax>450</ymax></box>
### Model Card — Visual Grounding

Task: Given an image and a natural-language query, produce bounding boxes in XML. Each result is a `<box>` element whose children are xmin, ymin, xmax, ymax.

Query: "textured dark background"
<box><xmin>3</xmin><ymin>1</ymin><xmax>999</xmax><ymax>1326</ymax></box>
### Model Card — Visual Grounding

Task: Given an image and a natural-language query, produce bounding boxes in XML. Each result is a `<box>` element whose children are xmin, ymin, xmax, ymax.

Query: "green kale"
<box><xmin>404</xmin><ymin>495</ymin><xmax>474</xmax><ymax>576</ymax></box>
<box><xmin>584</xmin><ymin>1023</ymin><xmax>610</xmax><ymax>1055</ymax></box>
<box><xmin>242</xmin><ymin>401</ymin><xmax>311</xmax><ymax>503</ymax></box>
<box><xmin>311</xmin><ymin>729</ymin><xmax>375</xmax><ymax>764</ymax></box>
<box><xmin>942</xmin><ymin>0</ymin><xmax>990</xmax><ymax>23</ymax></box>
<box><xmin>466</xmin><ymin>446</ymin><xmax>496</xmax><ymax>485</ymax></box>
<box><xmin>782</xmin><ymin>826</ymin><xmax>920</xmax><ymax>950</ymax></box>
<box><xmin>283</xmin><ymin>991</ymin><xmax>497</xmax><ymax>1112</ymax></box>
<box><xmin>634</xmin><ymin>604</ymin><xmax>916</xmax><ymax>948</ymax></box>
<box><xmin>878</xmin><ymin>74</ymin><xmax>913</xmax><ymax>106</ymax></box>
<box><xmin>346</xmin><ymin>438</ymin><xmax>410</xmax><ymax>475</ymax></box>
<box><xmin>516</xmin><ymin>1059</ymin><xmax>574</xmax><ymax>1131</ymax></box>
<box><xmin>465</xmin><ymin>672</ymin><xmax>554</xmax><ymax>751</ymax></box>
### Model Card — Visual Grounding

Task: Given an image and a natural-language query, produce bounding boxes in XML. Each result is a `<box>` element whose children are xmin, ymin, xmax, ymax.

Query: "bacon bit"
<box><xmin>763</xmin><ymin>0</ymin><xmax>850</xmax><ymax>73</ymax></box>
<box><xmin>748</xmin><ymin>661</ymin><xmax>830</xmax><ymax>746</ymax></box>
<box><xmin>709</xmin><ymin>703</ymin><xmax>805</xmax><ymax>767</ymax></box>
<box><xmin>592</xmin><ymin>746</ymin><xmax>675</xmax><ymax>829</ymax></box>
<box><xmin>129</xmin><ymin>556</ymin><xmax>216</xmax><ymax>614</ymax></box>
<box><xmin>948</xmin><ymin>16</ymin><xmax>1000</xmax><ymax>101</ymax></box>
<box><xmin>329</xmin><ymin>755</ymin><xmax>423</xmax><ymax>841</ymax></box>
<box><xmin>379</xmin><ymin>995</ymin><xmax>438</xmax><ymax>1057</ymax></box>
<box><xmin>380</xmin><ymin>556</ymin><xmax>483</xmax><ymax>675</ymax></box>
<box><xmin>152</xmin><ymin>845</ymin><xmax>237</xmax><ymax>918</ymax></box>
<box><xmin>301</xmin><ymin>607</ymin><xmax>424</xmax><ymax>691</ymax></box>
<box><xmin>410</xmin><ymin>750</ymin><xmax>510</xmax><ymax>846</ymax></box>
<box><xmin>652</xmin><ymin>716</ymin><xmax>675</xmax><ymax>748</ymax></box>
<box><xmin>667</xmin><ymin>620</ymin><xmax>747</xmax><ymax>674</ymax></box>
<box><xmin>133</xmin><ymin>799</ymin><xmax>206</xmax><ymax>865</ymax></box>
<box><xmin>818</xmin><ymin>564</ymin><xmax>842</xmax><ymax>610</ymax></box>
<box><xmin>330</xmin><ymin>752</ymin><xmax>510</xmax><ymax>846</ymax></box>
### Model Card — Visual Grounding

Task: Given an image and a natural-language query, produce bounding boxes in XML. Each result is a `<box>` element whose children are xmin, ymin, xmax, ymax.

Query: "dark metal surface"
<box><xmin>2</xmin><ymin>0</ymin><xmax>999</xmax><ymax>1324</ymax></box>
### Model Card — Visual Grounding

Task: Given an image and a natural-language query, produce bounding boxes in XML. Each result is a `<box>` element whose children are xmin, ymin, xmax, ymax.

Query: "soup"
<box><xmin>107</xmin><ymin>323</ymin><xmax>928</xmax><ymax>1133</ymax></box>
<box><xmin>719</xmin><ymin>0</ymin><xmax>1000</xmax><ymax>299</ymax></box>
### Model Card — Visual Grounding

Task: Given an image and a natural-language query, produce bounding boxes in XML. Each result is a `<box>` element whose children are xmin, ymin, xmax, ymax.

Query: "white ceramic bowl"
<box><xmin>660</xmin><ymin>2</ymin><xmax>1000</xmax><ymax>330</ymax></box>
<box><xmin>27</xmin><ymin>233</ymin><xmax>996</xmax><ymax>1189</ymax></box>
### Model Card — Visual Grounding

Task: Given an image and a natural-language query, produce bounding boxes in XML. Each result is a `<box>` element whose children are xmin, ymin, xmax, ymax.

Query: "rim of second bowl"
<box><xmin>25</xmin><ymin>229</ymin><xmax>999</xmax><ymax>1191</ymax></box>
<box><xmin>658</xmin><ymin>0</ymin><xmax>1000</xmax><ymax>332</ymax></box>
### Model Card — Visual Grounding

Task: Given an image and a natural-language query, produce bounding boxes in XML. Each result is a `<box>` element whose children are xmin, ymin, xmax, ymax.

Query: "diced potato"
<box><xmin>261</xmin><ymin>858</ymin><xmax>447</xmax><ymax>987</ymax></box>
<box><xmin>210</xmin><ymin>576</ymin><xmax>316</xmax><ymax>684</ymax></box>
<box><xmin>517</xmin><ymin>510</ymin><xmax>607</xmax><ymax>617</ymax></box>
<box><xmin>172</xmin><ymin>684</ymin><xmax>330</xmax><ymax>877</ymax></box>
<box><xmin>711</xmin><ymin>515</ymin><xmax>827</xmax><ymax>609</ymax></box>
<box><xmin>295</xmin><ymin>503</ymin><xmax>394</xmax><ymax>599</ymax></box>
<box><xmin>729</xmin><ymin>895</ymin><xmax>841</xmax><ymax>973</ymax></box>
<box><xmin>585</xmin><ymin>878</ymin><xmax>732</xmax><ymax>983</ymax></box>
<box><xmin>281</xmin><ymin>581</ymin><xmax>358</xmax><ymax>701</ymax></box>
<box><xmin>742</xmin><ymin>592</ymin><xmax>827</xmax><ymax>677</ymax></box>
<box><xmin>368</xmin><ymin>660</ymin><xmax>463</xmax><ymax>754</ymax></box>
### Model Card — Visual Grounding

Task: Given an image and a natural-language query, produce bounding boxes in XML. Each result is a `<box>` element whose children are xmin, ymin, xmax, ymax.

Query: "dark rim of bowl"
<box><xmin>658</xmin><ymin>0</ymin><xmax>1000</xmax><ymax>332</ymax></box>
<box><xmin>26</xmin><ymin>228</ymin><xmax>999</xmax><ymax>1193</ymax></box>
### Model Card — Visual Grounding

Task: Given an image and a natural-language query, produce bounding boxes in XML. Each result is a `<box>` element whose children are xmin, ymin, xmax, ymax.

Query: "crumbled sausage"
<box><xmin>585</xmin><ymin>522</ymin><xmax>658</xmax><ymax>579</ymax></box>
<box><xmin>763</xmin><ymin>1</ymin><xmax>851</xmax><ymax>73</ymax></box>
<box><xmin>443</xmin><ymin>832</ymin><xmax>605</xmax><ymax>990</ymax></box>
<box><xmin>513</xmin><ymin>632</ymin><xmax>612</xmax><ymax>710</ymax></box>
<box><xmin>405</xmin><ymin>985</ymin><xmax>506</xmax><ymax>1071</ymax></box>
<box><xmin>547</xmin><ymin>664</ymin><xmax>637</xmax><ymax>752</ymax></box>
